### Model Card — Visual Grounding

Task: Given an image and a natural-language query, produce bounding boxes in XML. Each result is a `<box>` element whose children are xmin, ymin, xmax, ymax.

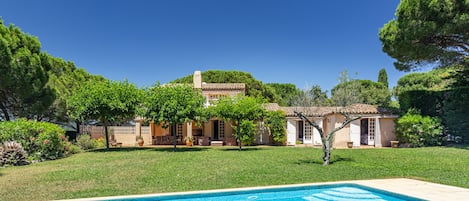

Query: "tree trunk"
<box><xmin>75</xmin><ymin>120</ymin><xmax>81</xmax><ymax>135</ymax></box>
<box><xmin>104</xmin><ymin>125</ymin><xmax>110</xmax><ymax>151</ymax></box>
<box><xmin>323</xmin><ymin>140</ymin><xmax>331</xmax><ymax>165</ymax></box>
<box><xmin>172</xmin><ymin>124</ymin><xmax>177</xmax><ymax>152</ymax></box>
<box><xmin>237</xmin><ymin>121</ymin><xmax>242</xmax><ymax>151</ymax></box>
<box><xmin>0</xmin><ymin>103</ymin><xmax>10</xmax><ymax>121</ymax></box>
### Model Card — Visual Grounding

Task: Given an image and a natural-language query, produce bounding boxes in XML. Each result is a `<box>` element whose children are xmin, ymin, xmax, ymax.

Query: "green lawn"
<box><xmin>1</xmin><ymin>146</ymin><xmax>469</xmax><ymax>201</ymax></box>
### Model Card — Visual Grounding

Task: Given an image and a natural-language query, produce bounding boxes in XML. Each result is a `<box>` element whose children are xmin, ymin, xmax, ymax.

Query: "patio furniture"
<box><xmin>110</xmin><ymin>134</ymin><xmax>122</xmax><ymax>147</ymax></box>
<box><xmin>211</xmin><ymin>141</ymin><xmax>223</xmax><ymax>146</ymax></box>
<box><xmin>198</xmin><ymin>136</ymin><xmax>210</xmax><ymax>146</ymax></box>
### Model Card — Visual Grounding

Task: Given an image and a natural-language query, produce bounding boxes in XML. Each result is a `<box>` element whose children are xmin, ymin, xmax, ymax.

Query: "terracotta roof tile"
<box><xmin>202</xmin><ymin>83</ymin><xmax>245</xmax><ymax>90</ymax></box>
<box><xmin>280</xmin><ymin>104</ymin><xmax>393</xmax><ymax>117</ymax></box>
<box><xmin>264</xmin><ymin>103</ymin><xmax>281</xmax><ymax>111</ymax></box>
<box><xmin>281</xmin><ymin>106</ymin><xmax>339</xmax><ymax>117</ymax></box>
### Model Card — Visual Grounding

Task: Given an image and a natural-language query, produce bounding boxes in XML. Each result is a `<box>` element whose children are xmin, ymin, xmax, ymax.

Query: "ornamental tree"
<box><xmin>140</xmin><ymin>84</ymin><xmax>205</xmax><ymax>152</ymax></box>
<box><xmin>210</xmin><ymin>95</ymin><xmax>265</xmax><ymax>151</ymax></box>
<box><xmin>68</xmin><ymin>80</ymin><xmax>142</xmax><ymax>150</ymax></box>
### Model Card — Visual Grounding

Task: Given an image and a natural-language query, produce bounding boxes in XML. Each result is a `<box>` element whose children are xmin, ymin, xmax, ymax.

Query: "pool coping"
<box><xmin>57</xmin><ymin>178</ymin><xmax>469</xmax><ymax>201</ymax></box>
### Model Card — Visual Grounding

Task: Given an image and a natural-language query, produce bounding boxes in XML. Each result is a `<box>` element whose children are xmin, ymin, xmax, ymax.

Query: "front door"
<box><xmin>297</xmin><ymin>121</ymin><xmax>304</xmax><ymax>143</ymax></box>
<box><xmin>360</xmin><ymin>119</ymin><xmax>368</xmax><ymax>145</ymax></box>
<box><xmin>213</xmin><ymin>120</ymin><xmax>219</xmax><ymax>140</ymax></box>
<box><xmin>360</xmin><ymin>118</ymin><xmax>375</xmax><ymax>145</ymax></box>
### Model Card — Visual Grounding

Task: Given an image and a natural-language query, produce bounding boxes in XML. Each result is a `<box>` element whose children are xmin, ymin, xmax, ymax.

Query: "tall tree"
<box><xmin>140</xmin><ymin>84</ymin><xmax>205</xmax><ymax>151</ymax></box>
<box><xmin>331</xmin><ymin>70</ymin><xmax>391</xmax><ymax>107</ymax></box>
<box><xmin>0</xmin><ymin>20</ymin><xmax>55</xmax><ymax>120</ymax></box>
<box><xmin>68</xmin><ymin>80</ymin><xmax>142</xmax><ymax>150</ymax></box>
<box><xmin>210</xmin><ymin>95</ymin><xmax>265</xmax><ymax>151</ymax></box>
<box><xmin>378</xmin><ymin>68</ymin><xmax>389</xmax><ymax>88</ymax></box>
<box><xmin>265</xmin><ymin>83</ymin><xmax>302</xmax><ymax>106</ymax></box>
<box><xmin>291</xmin><ymin>85</ymin><xmax>331</xmax><ymax>107</ymax></box>
<box><xmin>331</xmin><ymin>70</ymin><xmax>362</xmax><ymax>106</ymax></box>
<box><xmin>172</xmin><ymin>70</ymin><xmax>277</xmax><ymax>102</ymax></box>
<box><xmin>379</xmin><ymin>0</ymin><xmax>469</xmax><ymax>71</ymax></box>
<box><xmin>41</xmin><ymin>55</ymin><xmax>105</xmax><ymax>125</ymax></box>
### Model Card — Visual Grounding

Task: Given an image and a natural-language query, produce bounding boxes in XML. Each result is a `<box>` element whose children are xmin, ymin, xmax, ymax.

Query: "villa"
<box><xmin>86</xmin><ymin>71</ymin><xmax>398</xmax><ymax>148</ymax></box>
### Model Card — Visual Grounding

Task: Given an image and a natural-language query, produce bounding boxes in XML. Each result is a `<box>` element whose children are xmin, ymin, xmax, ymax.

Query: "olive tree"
<box><xmin>210</xmin><ymin>95</ymin><xmax>265</xmax><ymax>151</ymax></box>
<box><xmin>294</xmin><ymin>111</ymin><xmax>359</xmax><ymax>166</ymax></box>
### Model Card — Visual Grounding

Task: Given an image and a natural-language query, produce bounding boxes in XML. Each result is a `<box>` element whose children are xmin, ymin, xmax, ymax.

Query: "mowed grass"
<box><xmin>1</xmin><ymin>146</ymin><xmax>469</xmax><ymax>201</ymax></box>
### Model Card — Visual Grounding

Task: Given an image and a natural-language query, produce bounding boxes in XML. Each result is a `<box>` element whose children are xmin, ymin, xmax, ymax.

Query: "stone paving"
<box><xmin>352</xmin><ymin>178</ymin><xmax>469</xmax><ymax>201</ymax></box>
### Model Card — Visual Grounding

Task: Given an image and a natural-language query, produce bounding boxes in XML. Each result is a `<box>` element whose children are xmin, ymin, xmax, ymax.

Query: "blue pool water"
<box><xmin>108</xmin><ymin>184</ymin><xmax>423</xmax><ymax>201</ymax></box>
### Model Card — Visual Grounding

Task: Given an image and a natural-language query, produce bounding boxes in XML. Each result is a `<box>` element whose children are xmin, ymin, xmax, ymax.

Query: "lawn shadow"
<box><xmin>220</xmin><ymin>147</ymin><xmax>264</xmax><ymax>152</ymax></box>
<box><xmin>443</xmin><ymin>143</ymin><xmax>469</xmax><ymax>150</ymax></box>
<box><xmin>89</xmin><ymin>146</ymin><xmax>209</xmax><ymax>153</ymax></box>
<box><xmin>295</xmin><ymin>155</ymin><xmax>354</xmax><ymax>166</ymax></box>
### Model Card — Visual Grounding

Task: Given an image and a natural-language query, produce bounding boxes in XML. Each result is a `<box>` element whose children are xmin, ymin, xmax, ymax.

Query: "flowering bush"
<box><xmin>396</xmin><ymin>109</ymin><xmax>443</xmax><ymax>147</ymax></box>
<box><xmin>0</xmin><ymin>119</ymin><xmax>68</xmax><ymax>161</ymax></box>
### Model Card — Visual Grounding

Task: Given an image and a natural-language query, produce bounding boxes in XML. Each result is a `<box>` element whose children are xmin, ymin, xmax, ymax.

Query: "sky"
<box><xmin>1</xmin><ymin>0</ymin><xmax>407</xmax><ymax>91</ymax></box>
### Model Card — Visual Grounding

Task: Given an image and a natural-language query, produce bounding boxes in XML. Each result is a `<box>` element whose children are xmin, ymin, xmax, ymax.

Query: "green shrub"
<box><xmin>233</xmin><ymin>120</ymin><xmax>256</xmax><ymax>146</ymax></box>
<box><xmin>396</xmin><ymin>109</ymin><xmax>443</xmax><ymax>147</ymax></box>
<box><xmin>442</xmin><ymin>87</ymin><xmax>469</xmax><ymax>143</ymax></box>
<box><xmin>94</xmin><ymin>138</ymin><xmax>106</xmax><ymax>148</ymax></box>
<box><xmin>265</xmin><ymin>111</ymin><xmax>286</xmax><ymax>144</ymax></box>
<box><xmin>0</xmin><ymin>119</ymin><xmax>68</xmax><ymax>161</ymax></box>
<box><xmin>76</xmin><ymin>134</ymin><xmax>96</xmax><ymax>150</ymax></box>
<box><xmin>67</xmin><ymin>143</ymin><xmax>83</xmax><ymax>154</ymax></box>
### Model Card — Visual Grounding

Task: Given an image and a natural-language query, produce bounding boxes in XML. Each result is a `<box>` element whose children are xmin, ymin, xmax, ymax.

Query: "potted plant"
<box><xmin>136</xmin><ymin>135</ymin><xmax>144</xmax><ymax>147</ymax></box>
<box><xmin>184</xmin><ymin>136</ymin><xmax>194</xmax><ymax>146</ymax></box>
<box><xmin>347</xmin><ymin>141</ymin><xmax>353</xmax><ymax>148</ymax></box>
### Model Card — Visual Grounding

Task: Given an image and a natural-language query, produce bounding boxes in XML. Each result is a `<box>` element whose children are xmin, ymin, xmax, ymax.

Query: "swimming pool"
<box><xmin>106</xmin><ymin>183</ymin><xmax>423</xmax><ymax>201</ymax></box>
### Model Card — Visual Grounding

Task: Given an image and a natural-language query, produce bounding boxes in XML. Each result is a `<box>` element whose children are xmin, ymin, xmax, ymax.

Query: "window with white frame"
<box><xmin>368</xmin><ymin>118</ymin><xmax>375</xmax><ymax>141</ymax></box>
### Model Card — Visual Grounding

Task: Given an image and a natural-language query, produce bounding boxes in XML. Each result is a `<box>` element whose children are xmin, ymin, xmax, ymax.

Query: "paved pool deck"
<box><xmin>351</xmin><ymin>178</ymin><xmax>469</xmax><ymax>200</ymax></box>
<box><xmin>60</xmin><ymin>178</ymin><xmax>469</xmax><ymax>201</ymax></box>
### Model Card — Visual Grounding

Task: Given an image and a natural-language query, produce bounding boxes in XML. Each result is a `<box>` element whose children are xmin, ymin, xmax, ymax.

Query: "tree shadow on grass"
<box><xmin>443</xmin><ymin>143</ymin><xmax>469</xmax><ymax>150</ymax></box>
<box><xmin>295</xmin><ymin>156</ymin><xmax>354</xmax><ymax>166</ymax></box>
<box><xmin>220</xmin><ymin>147</ymin><xmax>264</xmax><ymax>152</ymax></box>
<box><xmin>89</xmin><ymin>146</ymin><xmax>210</xmax><ymax>153</ymax></box>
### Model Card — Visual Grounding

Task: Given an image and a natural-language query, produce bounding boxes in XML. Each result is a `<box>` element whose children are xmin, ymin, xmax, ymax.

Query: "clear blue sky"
<box><xmin>1</xmin><ymin>0</ymin><xmax>407</xmax><ymax>91</ymax></box>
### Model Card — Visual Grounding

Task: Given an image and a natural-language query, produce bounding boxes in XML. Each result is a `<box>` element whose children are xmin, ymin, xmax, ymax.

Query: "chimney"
<box><xmin>193</xmin><ymin>71</ymin><xmax>202</xmax><ymax>89</ymax></box>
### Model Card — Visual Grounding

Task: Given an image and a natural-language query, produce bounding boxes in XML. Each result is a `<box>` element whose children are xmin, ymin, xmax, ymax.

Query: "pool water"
<box><xmin>109</xmin><ymin>184</ymin><xmax>423</xmax><ymax>201</ymax></box>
